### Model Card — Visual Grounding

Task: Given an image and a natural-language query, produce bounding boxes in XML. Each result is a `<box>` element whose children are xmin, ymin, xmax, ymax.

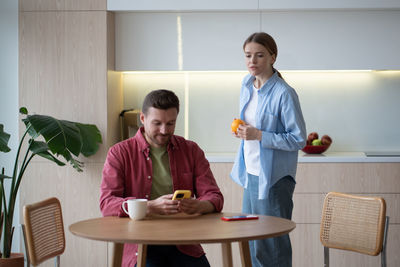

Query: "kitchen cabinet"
<box><xmin>259</xmin><ymin>0</ymin><xmax>400</xmax><ymax>10</ymax></box>
<box><xmin>115</xmin><ymin>12</ymin><xmax>259</xmax><ymax>71</ymax></box>
<box><xmin>116</xmin><ymin>12</ymin><xmax>180</xmax><ymax>71</ymax></box>
<box><xmin>179</xmin><ymin>12</ymin><xmax>259</xmax><ymax>71</ymax></box>
<box><xmin>115</xmin><ymin>10</ymin><xmax>400</xmax><ymax>71</ymax></box>
<box><xmin>206</xmin><ymin>162</ymin><xmax>400</xmax><ymax>267</ymax></box>
<box><xmin>108</xmin><ymin>0</ymin><xmax>258</xmax><ymax>11</ymax></box>
<box><xmin>262</xmin><ymin>10</ymin><xmax>400</xmax><ymax>70</ymax></box>
<box><xmin>108</xmin><ymin>0</ymin><xmax>400</xmax><ymax>11</ymax></box>
<box><xmin>20</xmin><ymin>0</ymin><xmax>105</xmax><ymax>11</ymax></box>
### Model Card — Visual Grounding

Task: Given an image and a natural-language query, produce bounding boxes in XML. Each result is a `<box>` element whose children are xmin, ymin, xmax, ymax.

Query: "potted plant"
<box><xmin>0</xmin><ymin>107</ymin><xmax>102</xmax><ymax>264</ymax></box>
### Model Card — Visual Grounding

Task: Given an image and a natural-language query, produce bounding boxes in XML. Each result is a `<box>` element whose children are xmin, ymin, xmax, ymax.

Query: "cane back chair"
<box><xmin>23</xmin><ymin>197</ymin><xmax>65</xmax><ymax>266</ymax></box>
<box><xmin>320</xmin><ymin>192</ymin><xmax>389</xmax><ymax>267</ymax></box>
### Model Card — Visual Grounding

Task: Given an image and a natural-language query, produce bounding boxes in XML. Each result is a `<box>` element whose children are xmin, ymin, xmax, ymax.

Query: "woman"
<box><xmin>230</xmin><ymin>32</ymin><xmax>306</xmax><ymax>267</ymax></box>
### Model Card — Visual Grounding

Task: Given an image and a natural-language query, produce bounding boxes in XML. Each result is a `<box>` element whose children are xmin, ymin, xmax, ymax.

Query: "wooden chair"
<box><xmin>23</xmin><ymin>197</ymin><xmax>65</xmax><ymax>266</ymax></box>
<box><xmin>320</xmin><ymin>192</ymin><xmax>389</xmax><ymax>267</ymax></box>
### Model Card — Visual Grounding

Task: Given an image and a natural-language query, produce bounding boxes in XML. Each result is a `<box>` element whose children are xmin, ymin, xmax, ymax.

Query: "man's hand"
<box><xmin>147</xmin><ymin>194</ymin><xmax>179</xmax><ymax>215</ymax></box>
<box><xmin>178</xmin><ymin>199</ymin><xmax>215</xmax><ymax>214</ymax></box>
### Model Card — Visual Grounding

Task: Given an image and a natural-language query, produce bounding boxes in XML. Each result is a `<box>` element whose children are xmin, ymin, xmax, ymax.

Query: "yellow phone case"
<box><xmin>172</xmin><ymin>190</ymin><xmax>191</xmax><ymax>200</ymax></box>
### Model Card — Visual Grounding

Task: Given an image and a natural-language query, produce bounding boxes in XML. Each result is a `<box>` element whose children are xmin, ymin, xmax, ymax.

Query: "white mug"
<box><xmin>122</xmin><ymin>199</ymin><xmax>148</xmax><ymax>220</ymax></box>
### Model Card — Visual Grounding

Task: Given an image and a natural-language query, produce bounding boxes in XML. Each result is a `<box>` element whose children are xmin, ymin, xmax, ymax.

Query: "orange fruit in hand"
<box><xmin>231</xmin><ymin>119</ymin><xmax>245</xmax><ymax>133</ymax></box>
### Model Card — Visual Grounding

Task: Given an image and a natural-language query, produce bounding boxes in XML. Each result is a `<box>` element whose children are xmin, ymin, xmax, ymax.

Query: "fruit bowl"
<box><xmin>302</xmin><ymin>145</ymin><xmax>330</xmax><ymax>154</ymax></box>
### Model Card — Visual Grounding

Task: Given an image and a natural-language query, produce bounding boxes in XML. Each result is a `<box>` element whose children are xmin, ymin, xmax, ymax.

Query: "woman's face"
<box><xmin>244</xmin><ymin>42</ymin><xmax>276</xmax><ymax>76</ymax></box>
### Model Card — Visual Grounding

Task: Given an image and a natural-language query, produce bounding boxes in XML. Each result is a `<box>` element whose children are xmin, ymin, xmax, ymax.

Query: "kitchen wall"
<box><xmin>122</xmin><ymin>70</ymin><xmax>400</xmax><ymax>153</ymax></box>
<box><xmin>114</xmin><ymin>10</ymin><xmax>400</xmax><ymax>154</ymax></box>
<box><xmin>0</xmin><ymin>0</ymin><xmax>20</xmax><ymax>252</ymax></box>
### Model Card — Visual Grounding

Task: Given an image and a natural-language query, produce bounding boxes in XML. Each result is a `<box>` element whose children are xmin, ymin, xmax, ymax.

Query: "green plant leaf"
<box><xmin>1</xmin><ymin>109</ymin><xmax>102</xmax><ymax>258</ymax></box>
<box><xmin>75</xmin><ymin>123</ymin><xmax>102</xmax><ymax>157</ymax></box>
<box><xmin>0</xmin><ymin>173</ymin><xmax>12</xmax><ymax>180</ymax></box>
<box><xmin>29</xmin><ymin>140</ymin><xmax>49</xmax><ymax>153</ymax></box>
<box><xmin>58</xmin><ymin>149</ymin><xmax>83</xmax><ymax>172</ymax></box>
<box><xmin>29</xmin><ymin>140</ymin><xmax>66</xmax><ymax>166</ymax></box>
<box><xmin>26</xmin><ymin>115</ymin><xmax>82</xmax><ymax>157</ymax></box>
<box><xmin>0</xmin><ymin>124</ymin><xmax>11</xmax><ymax>153</ymax></box>
<box><xmin>22</xmin><ymin>118</ymin><xmax>40</xmax><ymax>139</ymax></box>
<box><xmin>36</xmin><ymin>151</ymin><xmax>66</xmax><ymax>166</ymax></box>
<box><xmin>68</xmin><ymin>157</ymin><xmax>83</xmax><ymax>172</ymax></box>
<box><xmin>19</xmin><ymin>107</ymin><xmax>28</xmax><ymax>115</ymax></box>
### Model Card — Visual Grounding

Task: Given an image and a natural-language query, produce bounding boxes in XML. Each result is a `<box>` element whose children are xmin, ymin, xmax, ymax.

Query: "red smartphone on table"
<box><xmin>221</xmin><ymin>215</ymin><xmax>259</xmax><ymax>221</ymax></box>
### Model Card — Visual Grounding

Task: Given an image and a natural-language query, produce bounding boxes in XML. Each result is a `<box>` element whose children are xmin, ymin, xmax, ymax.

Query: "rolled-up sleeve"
<box><xmin>192</xmin><ymin>144</ymin><xmax>224</xmax><ymax>212</ymax></box>
<box><xmin>100</xmin><ymin>147</ymin><xmax>133</xmax><ymax>217</ymax></box>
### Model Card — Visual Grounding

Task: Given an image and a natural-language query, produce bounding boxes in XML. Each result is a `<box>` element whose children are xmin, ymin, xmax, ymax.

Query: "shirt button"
<box><xmin>145</xmin><ymin>194</ymin><xmax>149</xmax><ymax>198</ymax></box>
<box><xmin>147</xmin><ymin>176</ymin><xmax>151</xmax><ymax>179</ymax></box>
<box><xmin>147</xmin><ymin>157</ymin><xmax>150</xmax><ymax>160</ymax></box>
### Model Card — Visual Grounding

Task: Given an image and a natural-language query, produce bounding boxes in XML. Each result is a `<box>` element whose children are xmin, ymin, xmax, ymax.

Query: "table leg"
<box><xmin>221</xmin><ymin>242</ymin><xmax>233</xmax><ymax>267</ymax></box>
<box><xmin>239</xmin><ymin>241</ymin><xmax>252</xmax><ymax>267</ymax></box>
<box><xmin>112</xmin><ymin>243</ymin><xmax>124</xmax><ymax>267</ymax></box>
<box><xmin>137</xmin><ymin>244</ymin><xmax>147</xmax><ymax>267</ymax></box>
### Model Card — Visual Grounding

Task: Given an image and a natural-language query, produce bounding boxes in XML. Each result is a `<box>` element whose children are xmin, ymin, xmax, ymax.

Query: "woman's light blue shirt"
<box><xmin>230</xmin><ymin>72</ymin><xmax>307</xmax><ymax>199</ymax></box>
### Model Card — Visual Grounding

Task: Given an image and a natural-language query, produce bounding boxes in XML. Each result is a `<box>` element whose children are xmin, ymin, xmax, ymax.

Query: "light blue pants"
<box><xmin>242</xmin><ymin>174</ymin><xmax>295</xmax><ymax>267</ymax></box>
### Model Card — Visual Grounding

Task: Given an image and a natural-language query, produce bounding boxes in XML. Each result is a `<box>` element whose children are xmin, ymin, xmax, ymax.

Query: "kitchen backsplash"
<box><xmin>123</xmin><ymin>70</ymin><xmax>400</xmax><ymax>153</ymax></box>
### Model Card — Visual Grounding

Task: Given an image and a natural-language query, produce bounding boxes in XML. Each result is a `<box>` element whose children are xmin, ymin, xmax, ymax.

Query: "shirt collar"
<box><xmin>245</xmin><ymin>71</ymin><xmax>279</xmax><ymax>95</ymax></box>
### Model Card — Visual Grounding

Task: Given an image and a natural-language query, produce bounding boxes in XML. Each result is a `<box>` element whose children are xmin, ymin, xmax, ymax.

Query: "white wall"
<box><xmin>0</xmin><ymin>0</ymin><xmax>20</xmax><ymax>253</ymax></box>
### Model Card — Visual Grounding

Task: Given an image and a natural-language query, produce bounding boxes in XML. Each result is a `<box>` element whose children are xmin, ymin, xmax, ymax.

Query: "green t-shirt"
<box><xmin>149</xmin><ymin>146</ymin><xmax>173</xmax><ymax>200</ymax></box>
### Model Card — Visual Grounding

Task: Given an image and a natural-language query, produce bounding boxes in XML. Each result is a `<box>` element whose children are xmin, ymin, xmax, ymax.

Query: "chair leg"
<box><xmin>324</xmin><ymin>247</ymin><xmax>329</xmax><ymax>267</ymax></box>
<box><xmin>20</xmin><ymin>224</ymin><xmax>30</xmax><ymax>267</ymax></box>
<box><xmin>381</xmin><ymin>216</ymin><xmax>389</xmax><ymax>267</ymax></box>
<box><xmin>55</xmin><ymin>255</ymin><xmax>60</xmax><ymax>267</ymax></box>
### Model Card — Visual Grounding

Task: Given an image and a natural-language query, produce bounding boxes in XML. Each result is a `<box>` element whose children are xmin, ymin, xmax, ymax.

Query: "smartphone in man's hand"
<box><xmin>172</xmin><ymin>190</ymin><xmax>191</xmax><ymax>200</ymax></box>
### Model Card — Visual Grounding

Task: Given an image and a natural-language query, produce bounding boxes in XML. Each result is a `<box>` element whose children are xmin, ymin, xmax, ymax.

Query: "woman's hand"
<box><xmin>236</xmin><ymin>124</ymin><xmax>262</xmax><ymax>140</ymax></box>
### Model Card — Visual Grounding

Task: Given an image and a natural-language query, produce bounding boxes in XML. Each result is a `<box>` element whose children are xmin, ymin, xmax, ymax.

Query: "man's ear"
<box><xmin>140</xmin><ymin>112</ymin><xmax>145</xmax><ymax>124</ymax></box>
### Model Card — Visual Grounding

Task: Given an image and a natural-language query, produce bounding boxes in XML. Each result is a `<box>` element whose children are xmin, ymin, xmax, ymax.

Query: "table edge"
<box><xmin>69</xmin><ymin>213</ymin><xmax>296</xmax><ymax>244</ymax></box>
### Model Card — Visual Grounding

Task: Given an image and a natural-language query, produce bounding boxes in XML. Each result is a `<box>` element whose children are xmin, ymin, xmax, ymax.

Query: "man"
<box><xmin>100</xmin><ymin>89</ymin><xmax>224</xmax><ymax>267</ymax></box>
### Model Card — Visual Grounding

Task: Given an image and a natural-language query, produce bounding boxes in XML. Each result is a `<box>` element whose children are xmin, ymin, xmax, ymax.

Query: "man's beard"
<box><xmin>149</xmin><ymin>133</ymin><xmax>171</xmax><ymax>146</ymax></box>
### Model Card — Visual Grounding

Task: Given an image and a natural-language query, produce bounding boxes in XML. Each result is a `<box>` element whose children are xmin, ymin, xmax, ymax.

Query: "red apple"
<box><xmin>321</xmin><ymin>135</ymin><xmax>332</xmax><ymax>146</ymax></box>
<box><xmin>307</xmin><ymin>132</ymin><xmax>319</xmax><ymax>144</ymax></box>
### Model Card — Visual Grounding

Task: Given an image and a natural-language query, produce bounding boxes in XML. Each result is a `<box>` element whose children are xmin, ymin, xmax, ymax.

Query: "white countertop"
<box><xmin>206</xmin><ymin>152</ymin><xmax>400</xmax><ymax>163</ymax></box>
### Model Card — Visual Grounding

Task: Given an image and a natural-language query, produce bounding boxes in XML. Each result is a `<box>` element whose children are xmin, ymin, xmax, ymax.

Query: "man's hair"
<box><xmin>142</xmin><ymin>89</ymin><xmax>180</xmax><ymax>114</ymax></box>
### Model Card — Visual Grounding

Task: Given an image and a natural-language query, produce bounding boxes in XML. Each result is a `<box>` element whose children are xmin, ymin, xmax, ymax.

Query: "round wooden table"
<box><xmin>69</xmin><ymin>212</ymin><xmax>296</xmax><ymax>267</ymax></box>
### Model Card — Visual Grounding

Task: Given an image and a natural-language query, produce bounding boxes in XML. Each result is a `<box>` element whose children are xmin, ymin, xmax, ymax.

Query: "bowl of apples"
<box><xmin>302</xmin><ymin>132</ymin><xmax>332</xmax><ymax>154</ymax></box>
